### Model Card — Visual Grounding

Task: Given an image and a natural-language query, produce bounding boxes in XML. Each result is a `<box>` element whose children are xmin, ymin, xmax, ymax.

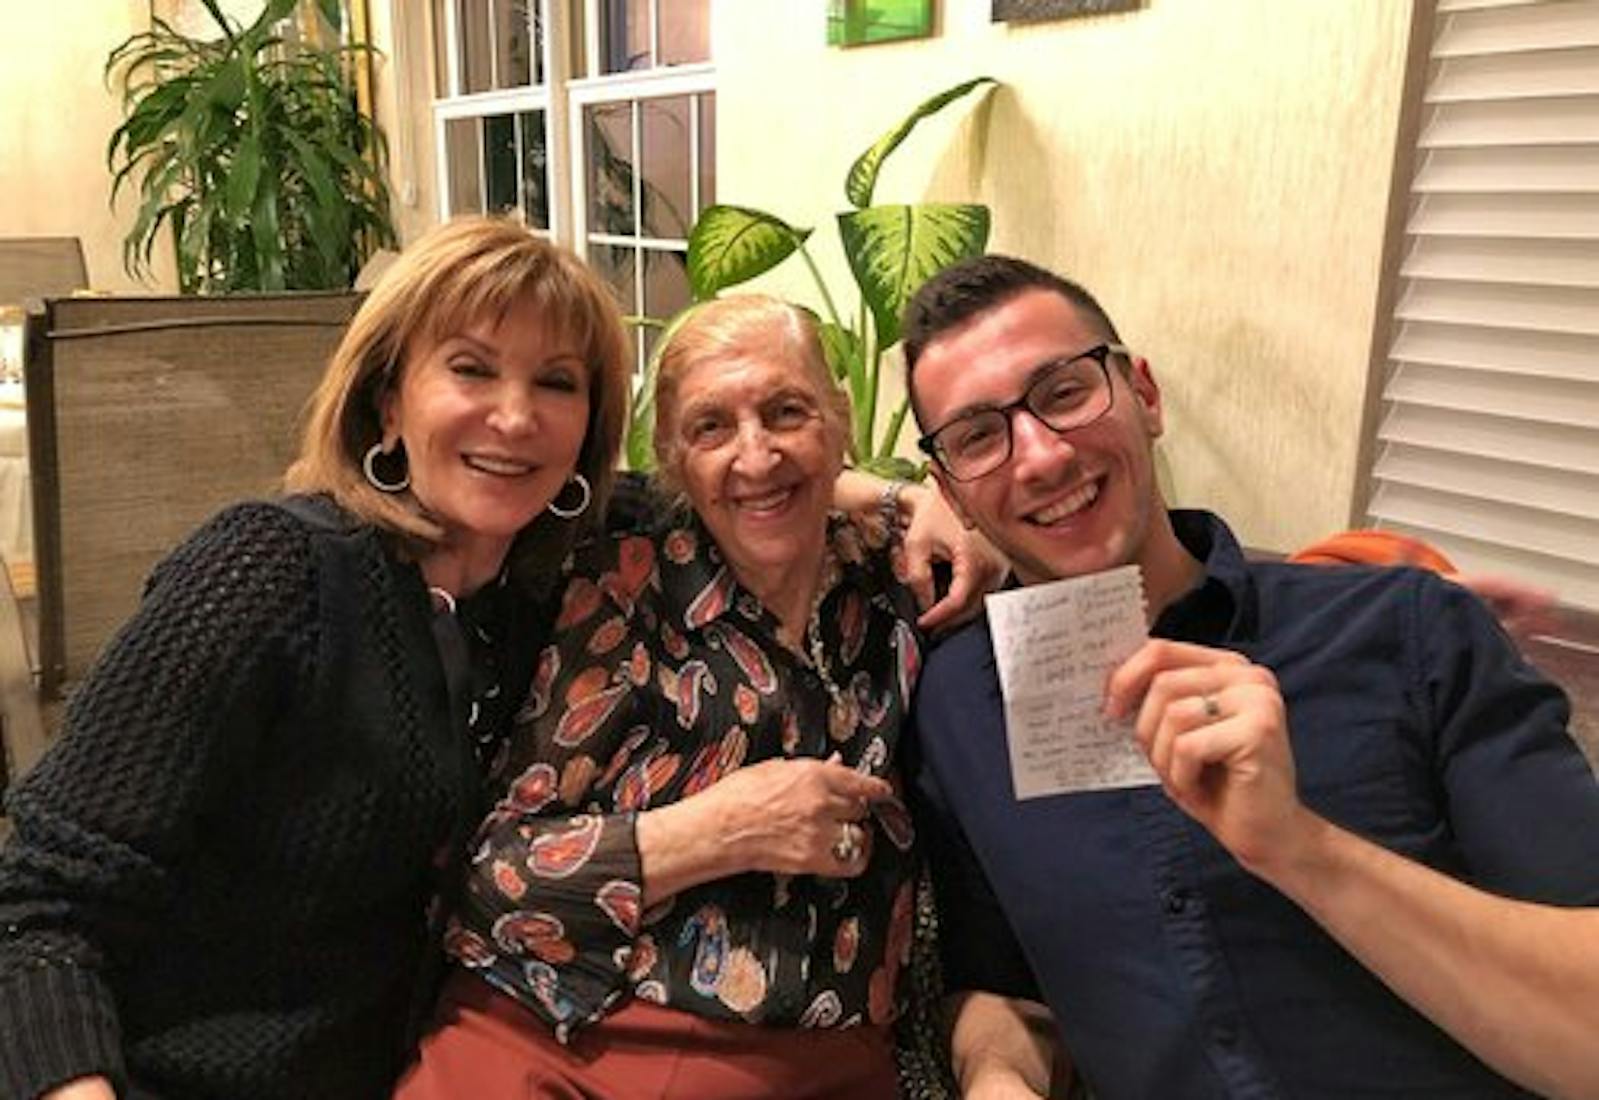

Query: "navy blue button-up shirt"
<box><xmin>911</xmin><ymin>511</ymin><xmax>1599</xmax><ymax>1099</ymax></box>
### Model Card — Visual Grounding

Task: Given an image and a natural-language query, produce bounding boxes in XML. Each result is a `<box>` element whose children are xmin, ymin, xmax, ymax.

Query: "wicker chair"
<box><xmin>0</xmin><ymin>291</ymin><xmax>359</xmax><ymax>792</ymax></box>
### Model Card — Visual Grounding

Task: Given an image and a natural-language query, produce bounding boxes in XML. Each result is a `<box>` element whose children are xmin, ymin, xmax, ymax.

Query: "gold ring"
<box><xmin>1201</xmin><ymin>694</ymin><xmax>1222</xmax><ymax>721</ymax></box>
<box><xmin>832</xmin><ymin>822</ymin><xmax>861</xmax><ymax>864</ymax></box>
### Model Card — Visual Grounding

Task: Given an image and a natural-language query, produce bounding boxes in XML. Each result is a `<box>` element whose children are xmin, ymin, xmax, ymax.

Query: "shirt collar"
<box><xmin>656</xmin><ymin>511</ymin><xmax>882</xmax><ymax>635</ymax></box>
<box><xmin>1154</xmin><ymin>509</ymin><xmax>1259</xmax><ymax>642</ymax></box>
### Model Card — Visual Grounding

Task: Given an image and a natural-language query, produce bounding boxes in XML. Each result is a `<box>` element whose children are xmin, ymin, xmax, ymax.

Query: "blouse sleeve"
<box><xmin>0</xmin><ymin>502</ymin><xmax>317</xmax><ymax>1100</ymax></box>
<box><xmin>450</xmin><ymin>536</ymin><xmax>654</xmax><ymax>1039</ymax></box>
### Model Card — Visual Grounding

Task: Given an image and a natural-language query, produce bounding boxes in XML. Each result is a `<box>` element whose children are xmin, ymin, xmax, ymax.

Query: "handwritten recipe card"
<box><xmin>985</xmin><ymin>565</ymin><xmax>1158</xmax><ymax>799</ymax></box>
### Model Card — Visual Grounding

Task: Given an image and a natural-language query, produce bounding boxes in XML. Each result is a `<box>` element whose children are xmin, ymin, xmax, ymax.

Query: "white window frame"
<box><xmin>429</xmin><ymin>0</ymin><xmax>715</xmax><ymax>278</ymax></box>
<box><xmin>567</xmin><ymin>63</ymin><xmax>714</xmax><ymax>349</ymax></box>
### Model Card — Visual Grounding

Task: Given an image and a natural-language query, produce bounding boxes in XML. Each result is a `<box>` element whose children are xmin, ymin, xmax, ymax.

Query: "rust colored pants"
<box><xmin>394</xmin><ymin>971</ymin><xmax>901</xmax><ymax>1100</ymax></box>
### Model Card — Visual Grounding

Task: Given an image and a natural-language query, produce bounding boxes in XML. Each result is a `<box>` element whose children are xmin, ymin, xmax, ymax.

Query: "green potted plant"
<box><xmin>106</xmin><ymin>0</ymin><xmax>396</xmax><ymax>293</ymax></box>
<box><xmin>627</xmin><ymin>77</ymin><xmax>997</xmax><ymax>477</ymax></box>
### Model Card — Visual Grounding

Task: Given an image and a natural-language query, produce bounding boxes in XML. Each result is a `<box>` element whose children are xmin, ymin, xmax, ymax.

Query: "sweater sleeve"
<box><xmin>448</xmin><ymin>541</ymin><xmax>650</xmax><ymax>1041</ymax></box>
<box><xmin>0</xmin><ymin>502</ymin><xmax>319</xmax><ymax>1099</ymax></box>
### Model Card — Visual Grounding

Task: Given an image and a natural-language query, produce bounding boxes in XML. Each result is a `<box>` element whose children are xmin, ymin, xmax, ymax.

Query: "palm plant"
<box><xmin>645</xmin><ymin>76</ymin><xmax>997</xmax><ymax>478</ymax></box>
<box><xmin>106</xmin><ymin>0</ymin><xmax>396</xmax><ymax>293</ymax></box>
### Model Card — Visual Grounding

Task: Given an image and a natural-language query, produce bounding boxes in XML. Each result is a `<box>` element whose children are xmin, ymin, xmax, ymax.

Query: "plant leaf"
<box><xmin>315</xmin><ymin>0</ymin><xmax>344</xmax><ymax>33</ymax></box>
<box><xmin>876</xmin><ymin>397</ymin><xmax>917</xmax><ymax>465</ymax></box>
<box><xmin>844</xmin><ymin>76</ymin><xmax>995</xmax><ymax>209</ymax></box>
<box><xmin>855</xmin><ymin>453</ymin><xmax>924</xmax><ymax>481</ymax></box>
<box><xmin>623</xmin><ymin>303</ymin><xmax>706</xmax><ymax>470</ymax></box>
<box><xmin>225</xmin><ymin>131</ymin><xmax>262</xmax><ymax>226</ymax></box>
<box><xmin>817</xmin><ymin>321</ymin><xmax>863</xmax><ymax>387</ymax></box>
<box><xmin>686</xmin><ymin>204</ymin><xmax>810</xmax><ymax>301</ymax></box>
<box><xmin>197</xmin><ymin>0</ymin><xmax>239</xmax><ymax>42</ymax></box>
<box><xmin>252</xmin><ymin>173</ymin><xmax>286</xmax><ymax>291</ymax></box>
<box><xmin>838</xmin><ymin>203</ymin><xmax>990</xmax><ymax>349</ymax></box>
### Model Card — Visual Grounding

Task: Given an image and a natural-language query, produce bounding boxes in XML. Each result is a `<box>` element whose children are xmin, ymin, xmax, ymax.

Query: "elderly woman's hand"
<box><xmin>897</xmin><ymin>481</ymin><xmax>1008</xmax><ymax>634</ymax></box>
<box><xmin>637</xmin><ymin>755</ymin><xmax>892</xmax><ymax>904</ymax></box>
<box><xmin>713</xmin><ymin>755</ymin><xmax>892</xmax><ymax>876</ymax></box>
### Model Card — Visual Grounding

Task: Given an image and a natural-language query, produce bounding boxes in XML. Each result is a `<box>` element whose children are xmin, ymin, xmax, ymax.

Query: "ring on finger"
<box><xmin>832</xmin><ymin>822</ymin><xmax>862</xmax><ymax>864</ymax></box>
<box><xmin>1200</xmin><ymin>693</ymin><xmax>1222</xmax><ymax>721</ymax></box>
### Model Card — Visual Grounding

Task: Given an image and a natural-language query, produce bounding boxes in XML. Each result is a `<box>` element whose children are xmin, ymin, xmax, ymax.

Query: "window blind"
<box><xmin>1367</xmin><ymin>0</ymin><xmax>1599</xmax><ymax>611</ymax></box>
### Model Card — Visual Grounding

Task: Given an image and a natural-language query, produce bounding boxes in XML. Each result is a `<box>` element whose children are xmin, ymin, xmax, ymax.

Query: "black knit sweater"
<box><xmin>0</xmin><ymin>498</ymin><xmax>537</xmax><ymax>1100</ymax></box>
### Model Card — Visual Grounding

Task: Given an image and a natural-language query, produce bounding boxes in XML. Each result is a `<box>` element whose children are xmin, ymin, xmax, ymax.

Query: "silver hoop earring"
<box><xmin>363</xmin><ymin>442</ymin><xmax>410</xmax><ymax>493</ymax></box>
<box><xmin>546</xmin><ymin>473</ymin><xmax>591</xmax><ymax>519</ymax></box>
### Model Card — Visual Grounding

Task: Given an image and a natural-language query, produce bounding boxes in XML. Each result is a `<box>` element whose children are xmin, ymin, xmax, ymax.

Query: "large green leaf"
<box><xmin>225</xmin><ymin>131</ymin><xmax>262</xmax><ymax>225</ymax></box>
<box><xmin>843</xmin><ymin>76</ymin><xmax>995</xmax><ymax>209</ymax></box>
<box><xmin>838</xmin><ymin>203</ymin><xmax>990</xmax><ymax>349</ymax></box>
<box><xmin>252</xmin><ymin>174</ymin><xmax>286</xmax><ymax>291</ymax></box>
<box><xmin>284</xmin><ymin>128</ymin><xmax>348</xmax><ymax>261</ymax></box>
<box><xmin>686</xmin><ymin>205</ymin><xmax>810</xmax><ymax>301</ymax></box>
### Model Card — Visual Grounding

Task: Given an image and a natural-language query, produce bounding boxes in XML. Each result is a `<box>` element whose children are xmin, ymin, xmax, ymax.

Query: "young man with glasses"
<box><xmin>902</xmin><ymin>255</ymin><xmax>1599</xmax><ymax>1100</ymax></box>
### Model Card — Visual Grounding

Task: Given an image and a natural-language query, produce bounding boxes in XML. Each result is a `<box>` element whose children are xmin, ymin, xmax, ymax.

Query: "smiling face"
<box><xmin>914</xmin><ymin>287</ymin><xmax>1169</xmax><ymax>587</ymax></box>
<box><xmin>671</xmin><ymin>352</ymin><xmax>846</xmax><ymax>603</ymax></box>
<box><xmin>381</xmin><ymin>295</ymin><xmax>590</xmax><ymax>581</ymax></box>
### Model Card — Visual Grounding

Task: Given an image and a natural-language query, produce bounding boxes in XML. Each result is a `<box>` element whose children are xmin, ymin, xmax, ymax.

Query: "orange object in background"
<box><xmin>1288</xmin><ymin>530</ymin><xmax>1457</xmax><ymax>576</ymax></box>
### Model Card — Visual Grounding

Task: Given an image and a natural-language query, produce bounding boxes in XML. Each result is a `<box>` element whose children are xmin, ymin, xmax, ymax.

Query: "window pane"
<box><xmin>519</xmin><ymin>111</ymin><xmax>550</xmax><ymax>230</ymax></box>
<box><xmin>599</xmin><ymin>0</ymin><xmax>651</xmax><ymax>74</ymax></box>
<box><xmin>697</xmin><ymin>93</ymin><xmax>716</xmax><ymax>214</ymax></box>
<box><xmin>641</xmin><ymin>246</ymin><xmax>691</xmax><ymax>326</ymax></box>
<box><xmin>445</xmin><ymin>117</ymin><xmax>484</xmax><ymax>215</ymax></box>
<box><xmin>484</xmin><ymin>114</ymin><xmax>518</xmax><ymax>215</ymax></box>
<box><xmin>587</xmin><ymin>103</ymin><xmax>636</xmax><ymax>236</ymax></box>
<box><xmin>460</xmin><ymin>0</ymin><xmax>493</xmax><ymax>93</ymax></box>
<box><xmin>640</xmin><ymin>96</ymin><xmax>693</xmax><ymax>241</ymax></box>
<box><xmin>588</xmin><ymin>247</ymin><xmax>647</xmax><ymax>372</ymax></box>
<box><xmin>638</xmin><ymin>249</ymin><xmax>689</xmax><ymax>367</ymax></box>
<box><xmin>495</xmin><ymin>0</ymin><xmax>534</xmax><ymax>88</ymax></box>
<box><xmin>658</xmin><ymin>0</ymin><xmax>710</xmax><ymax>66</ymax></box>
<box><xmin>588</xmin><ymin>243</ymin><xmax>639</xmax><ymax>316</ymax></box>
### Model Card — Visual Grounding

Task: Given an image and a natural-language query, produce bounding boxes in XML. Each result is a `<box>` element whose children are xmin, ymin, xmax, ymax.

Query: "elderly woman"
<box><xmin>0</xmin><ymin>217</ymin><xmax>631</xmax><ymax>1100</ymax></box>
<box><xmin>398</xmin><ymin>294</ymin><xmax>932</xmax><ymax>1098</ymax></box>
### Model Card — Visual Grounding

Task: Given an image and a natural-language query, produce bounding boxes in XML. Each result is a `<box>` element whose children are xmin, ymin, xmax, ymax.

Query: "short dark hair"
<box><xmin>901</xmin><ymin>255</ymin><xmax>1124</xmax><ymax>422</ymax></box>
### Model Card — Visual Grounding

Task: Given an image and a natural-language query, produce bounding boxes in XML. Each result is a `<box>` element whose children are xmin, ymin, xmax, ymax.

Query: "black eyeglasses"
<box><xmin>917</xmin><ymin>343</ymin><xmax>1127</xmax><ymax>482</ymax></box>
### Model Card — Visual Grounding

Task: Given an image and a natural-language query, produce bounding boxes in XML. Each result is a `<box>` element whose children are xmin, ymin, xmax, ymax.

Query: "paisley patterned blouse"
<box><xmin>447</xmin><ymin>513</ymin><xmax>925</xmax><ymax>1041</ymax></box>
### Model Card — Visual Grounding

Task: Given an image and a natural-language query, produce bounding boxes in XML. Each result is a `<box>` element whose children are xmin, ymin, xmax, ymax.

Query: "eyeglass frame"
<box><xmin>916</xmin><ymin>342</ymin><xmax>1131</xmax><ymax>482</ymax></box>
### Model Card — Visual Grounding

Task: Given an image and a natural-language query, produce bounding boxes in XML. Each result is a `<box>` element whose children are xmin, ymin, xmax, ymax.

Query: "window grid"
<box><xmin>431</xmin><ymin>3</ymin><xmax>713</xmax><ymax>267</ymax></box>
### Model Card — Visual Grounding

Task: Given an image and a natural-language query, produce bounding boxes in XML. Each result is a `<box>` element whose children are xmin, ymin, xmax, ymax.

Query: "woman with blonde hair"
<box><xmin>397</xmin><ymin>294</ymin><xmax>946</xmax><ymax>1099</ymax></box>
<box><xmin>0</xmin><ymin>216</ymin><xmax>631</xmax><ymax>1100</ymax></box>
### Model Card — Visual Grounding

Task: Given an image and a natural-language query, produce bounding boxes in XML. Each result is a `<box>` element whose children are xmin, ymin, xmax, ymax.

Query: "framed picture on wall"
<box><xmin>993</xmin><ymin>0</ymin><xmax>1140</xmax><ymax>22</ymax></box>
<box><xmin>827</xmin><ymin>0</ymin><xmax>936</xmax><ymax>48</ymax></box>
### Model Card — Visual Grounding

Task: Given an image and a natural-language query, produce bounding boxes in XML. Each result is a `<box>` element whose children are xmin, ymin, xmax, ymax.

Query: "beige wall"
<box><xmin>713</xmin><ymin>0</ymin><xmax>1414</xmax><ymax>552</ymax></box>
<box><xmin>0</xmin><ymin>0</ymin><xmax>427</xmax><ymax>295</ymax></box>
<box><xmin>0</xmin><ymin>1</ymin><xmax>177</xmax><ymax>293</ymax></box>
<box><xmin>11</xmin><ymin>0</ymin><xmax>1411</xmax><ymax>546</ymax></box>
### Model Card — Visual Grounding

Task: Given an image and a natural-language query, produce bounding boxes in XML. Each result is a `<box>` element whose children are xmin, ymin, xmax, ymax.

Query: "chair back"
<box><xmin>24</xmin><ymin>292</ymin><xmax>361</xmax><ymax>697</ymax></box>
<box><xmin>0</xmin><ymin>238</ymin><xmax>88</xmax><ymax>306</ymax></box>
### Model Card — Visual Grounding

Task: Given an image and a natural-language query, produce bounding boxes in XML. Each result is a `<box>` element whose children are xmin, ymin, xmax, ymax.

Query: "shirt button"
<box><xmin>1163</xmin><ymin>888</ymin><xmax>1190</xmax><ymax>914</ymax></box>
